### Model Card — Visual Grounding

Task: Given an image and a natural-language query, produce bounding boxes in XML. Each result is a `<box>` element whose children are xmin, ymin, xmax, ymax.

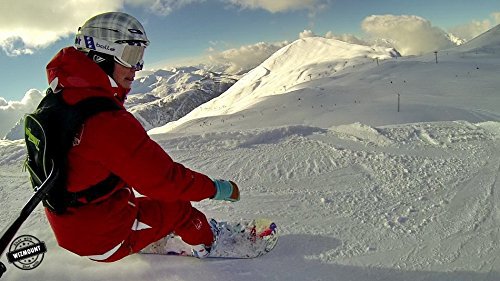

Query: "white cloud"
<box><xmin>361</xmin><ymin>15</ymin><xmax>455</xmax><ymax>55</ymax></box>
<box><xmin>324</xmin><ymin>31</ymin><xmax>369</xmax><ymax>46</ymax></box>
<box><xmin>125</xmin><ymin>0</ymin><xmax>204</xmax><ymax>16</ymax></box>
<box><xmin>224</xmin><ymin>0</ymin><xmax>330</xmax><ymax>13</ymax></box>
<box><xmin>299</xmin><ymin>29</ymin><xmax>369</xmax><ymax>46</ymax></box>
<box><xmin>448</xmin><ymin>12</ymin><xmax>500</xmax><ymax>41</ymax></box>
<box><xmin>0</xmin><ymin>89</ymin><xmax>44</xmax><ymax>138</ymax></box>
<box><xmin>449</xmin><ymin>20</ymin><xmax>491</xmax><ymax>41</ymax></box>
<box><xmin>0</xmin><ymin>0</ymin><xmax>210</xmax><ymax>56</ymax></box>
<box><xmin>0</xmin><ymin>0</ymin><xmax>123</xmax><ymax>56</ymax></box>
<box><xmin>207</xmin><ymin>41</ymin><xmax>288</xmax><ymax>74</ymax></box>
<box><xmin>493</xmin><ymin>12</ymin><xmax>500</xmax><ymax>24</ymax></box>
<box><xmin>0</xmin><ymin>37</ymin><xmax>34</xmax><ymax>56</ymax></box>
<box><xmin>299</xmin><ymin>30</ymin><xmax>317</xmax><ymax>39</ymax></box>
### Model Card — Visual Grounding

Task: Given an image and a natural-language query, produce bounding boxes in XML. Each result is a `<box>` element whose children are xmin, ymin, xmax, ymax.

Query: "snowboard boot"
<box><xmin>191</xmin><ymin>219</ymin><xmax>220</xmax><ymax>259</ymax></box>
<box><xmin>191</xmin><ymin>244</ymin><xmax>212</xmax><ymax>258</ymax></box>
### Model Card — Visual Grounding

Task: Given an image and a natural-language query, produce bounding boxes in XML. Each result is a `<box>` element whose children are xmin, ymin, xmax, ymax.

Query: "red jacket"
<box><xmin>45</xmin><ymin>47</ymin><xmax>216</xmax><ymax>256</ymax></box>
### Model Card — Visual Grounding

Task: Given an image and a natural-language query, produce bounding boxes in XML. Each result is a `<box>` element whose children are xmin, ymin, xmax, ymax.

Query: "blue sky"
<box><xmin>1</xmin><ymin>0</ymin><xmax>499</xmax><ymax>102</ymax></box>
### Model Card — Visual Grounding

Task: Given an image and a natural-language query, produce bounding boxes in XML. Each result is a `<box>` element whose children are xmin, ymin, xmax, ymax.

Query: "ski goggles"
<box><xmin>75</xmin><ymin>35</ymin><xmax>147</xmax><ymax>70</ymax></box>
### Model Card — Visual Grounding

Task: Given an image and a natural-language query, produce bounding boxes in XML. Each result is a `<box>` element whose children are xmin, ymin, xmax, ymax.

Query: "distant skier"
<box><xmin>43</xmin><ymin>12</ymin><xmax>239</xmax><ymax>262</ymax></box>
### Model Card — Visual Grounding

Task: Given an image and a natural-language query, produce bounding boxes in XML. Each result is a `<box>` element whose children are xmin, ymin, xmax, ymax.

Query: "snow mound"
<box><xmin>238</xmin><ymin>125</ymin><xmax>326</xmax><ymax>147</ymax></box>
<box><xmin>477</xmin><ymin>121</ymin><xmax>500</xmax><ymax>138</ymax></box>
<box><xmin>329</xmin><ymin>122</ymin><xmax>394</xmax><ymax>147</ymax></box>
<box><xmin>0</xmin><ymin>140</ymin><xmax>25</xmax><ymax>165</ymax></box>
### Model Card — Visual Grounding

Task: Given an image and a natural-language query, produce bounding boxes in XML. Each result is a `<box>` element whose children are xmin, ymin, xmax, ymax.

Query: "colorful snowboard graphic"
<box><xmin>140</xmin><ymin>218</ymin><xmax>278</xmax><ymax>259</ymax></box>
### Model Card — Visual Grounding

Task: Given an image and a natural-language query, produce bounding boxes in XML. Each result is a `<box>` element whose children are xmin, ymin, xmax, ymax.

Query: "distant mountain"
<box><xmin>446</xmin><ymin>33</ymin><xmax>466</xmax><ymax>46</ymax></box>
<box><xmin>126</xmin><ymin>67</ymin><xmax>238</xmax><ymax>130</ymax></box>
<box><xmin>4</xmin><ymin>118</ymin><xmax>24</xmax><ymax>141</ymax></box>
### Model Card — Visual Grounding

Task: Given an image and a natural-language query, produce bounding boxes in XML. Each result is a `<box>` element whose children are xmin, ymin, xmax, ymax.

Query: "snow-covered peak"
<box><xmin>151</xmin><ymin>37</ymin><xmax>400</xmax><ymax>134</ymax></box>
<box><xmin>130</xmin><ymin>66</ymin><xmax>235</xmax><ymax>98</ymax></box>
<box><xmin>130</xmin><ymin>67</ymin><xmax>202</xmax><ymax>96</ymax></box>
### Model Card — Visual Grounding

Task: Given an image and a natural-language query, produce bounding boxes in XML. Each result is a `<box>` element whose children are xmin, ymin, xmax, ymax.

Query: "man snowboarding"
<box><xmin>43</xmin><ymin>11</ymin><xmax>239</xmax><ymax>262</ymax></box>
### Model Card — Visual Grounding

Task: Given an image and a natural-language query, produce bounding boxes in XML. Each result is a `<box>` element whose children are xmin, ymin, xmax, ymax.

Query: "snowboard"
<box><xmin>140</xmin><ymin>218</ymin><xmax>278</xmax><ymax>259</ymax></box>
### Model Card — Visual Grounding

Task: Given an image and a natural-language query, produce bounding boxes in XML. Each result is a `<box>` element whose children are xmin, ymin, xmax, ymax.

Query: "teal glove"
<box><xmin>212</xmin><ymin>180</ymin><xmax>240</xmax><ymax>202</ymax></box>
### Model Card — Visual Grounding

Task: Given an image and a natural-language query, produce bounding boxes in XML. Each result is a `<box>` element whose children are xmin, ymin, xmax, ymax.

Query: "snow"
<box><xmin>1</xmin><ymin>25</ymin><xmax>500</xmax><ymax>281</ymax></box>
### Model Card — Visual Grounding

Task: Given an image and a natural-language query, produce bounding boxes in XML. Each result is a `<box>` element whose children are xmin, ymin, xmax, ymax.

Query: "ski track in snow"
<box><xmin>3</xmin><ymin>121</ymin><xmax>500</xmax><ymax>280</ymax></box>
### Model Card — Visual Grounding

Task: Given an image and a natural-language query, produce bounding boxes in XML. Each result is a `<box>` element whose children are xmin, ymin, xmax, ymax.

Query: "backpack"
<box><xmin>24</xmin><ymin>88</ymin><xmax>122</xmax><ymax>214</ymax></box>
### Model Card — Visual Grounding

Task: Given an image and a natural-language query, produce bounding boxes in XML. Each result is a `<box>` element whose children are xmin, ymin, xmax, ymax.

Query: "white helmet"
<box><xmin>75</xmin><ymin>12</ymin><xmax>150</xmax><ymax>70</ymax></box>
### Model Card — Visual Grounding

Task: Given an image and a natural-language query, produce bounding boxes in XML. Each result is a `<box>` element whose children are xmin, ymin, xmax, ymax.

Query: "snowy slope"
<box><xmin>2</xmin><ymin>121</ymin><xmax>500</xmax><ymax>281</ymax></box>
<box><xmin>1</xmin><ymin>26</ymin><xmax>500</xmax><ymax>281</ymax></box>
